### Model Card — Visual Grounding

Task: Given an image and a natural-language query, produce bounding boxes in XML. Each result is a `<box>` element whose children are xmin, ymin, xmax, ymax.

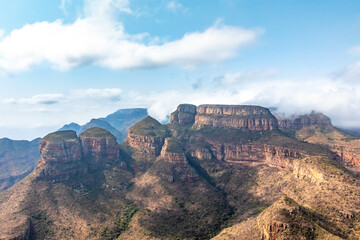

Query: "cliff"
<box><xmin>126</xmin><ymin>116</ymin><xmax>167</xmax><ymax>162</ymax></box>
<box><xmin>37</xmin><ymin>128</ymin><xmax>119</xmax><ymax>181</ymax></box>
<box><xmin>80</xmin><ymin>127</ymin><xmax>119</xmax><ymax>167</ymax></box>
<box><xmin>278</xmin><ymin>111</ymin><xmax>360</xmax><ymax>173</ymax></box>
<box><xmin>194</xmin><ymin>104</ymin><xmax>278</xmax><ymax>130</ymax></box>
<box><xmin>169</xmin><ymin>104</ymin><xmax>197</xmax><ymax>126</ymax></box>
<box><xmin>2</xmin><ymin>104</ymin><xmax>360</xmax><ymax>240</ymax></box>
<box><xmin>276</xmin><ymin>111</ymin><xmax>332</xmax><ymax>130</ymax></box>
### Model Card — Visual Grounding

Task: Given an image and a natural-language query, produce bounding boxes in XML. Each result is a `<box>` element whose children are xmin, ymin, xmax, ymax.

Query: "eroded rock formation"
<box><xmin>194</xmin><ymin>104</ymin><xmax>278</xmax><ymax>130</ymax></box>
<box><xmin>36</xmin><ymin>128</ymin><xmax>119</xmax><ymax>181</ymax></box>
<box><xmin>80</xmin><ymin>127</ymin><xmax>119</xmax><ymax>167</ymax></box>
<box><xmin>277</xmin><ymin>111</ymin><xmax>332</xmax><ymax>130</ymax></box>
<box><xmin>170</xmin><ymin>104</ymin><xmax>197</xmax><ymax>126</ymax></box>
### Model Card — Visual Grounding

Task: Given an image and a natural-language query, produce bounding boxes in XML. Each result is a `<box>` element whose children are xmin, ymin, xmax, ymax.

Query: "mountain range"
<box><xmin>0</xmin><ymin>108</ymin><xmax>148</xmax><ymax>193</ymax></box>
<box><xmin>0</xmin><ymin>104</ymin><xmax>360</xmax><ymax>239</ymax></box>
<box><xmin>59</xmin><ymin>108</ymin><xmax>148</xmax><ymax>143</ymax></box>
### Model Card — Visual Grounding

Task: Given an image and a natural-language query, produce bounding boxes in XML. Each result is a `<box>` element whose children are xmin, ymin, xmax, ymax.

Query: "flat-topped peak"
<box><xmin>42</xmin><ymin>130</ymin><xmax>78</xmax><ymax>143</ymax></box>
<box><xmin>196</xmin><ymin>104</ymin><xmax>274</xmax><ymax>117</ymax></box>
<box><xmin>276</xmin><ymin>111</ymin><xmax>332</xmax><ymax>130</ymax></box>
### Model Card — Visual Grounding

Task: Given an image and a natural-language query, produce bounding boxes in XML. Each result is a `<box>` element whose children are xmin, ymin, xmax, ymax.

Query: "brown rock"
<box><xmin>37</xmin><ymin>130</ymin><xmax>87</xmax><ymax>181</ymax></box>
<box><xmin>277</xmin><ymin>111</ymin><xmax>332</xmax><ymax>130</ymax></box>
<box><xmin>194</xmin><ymin>105</ymin><xmax>278</xmax><ymax>130</ymax></box>
<box><xmin>80</xmin><ymin>128</ymin><xmax>119</xmax><ymax>167</ymax></box>
<box><xmin>170</xmin><ymin>104</ymin><xmax>197</xmax><ymax>125</ymax></box>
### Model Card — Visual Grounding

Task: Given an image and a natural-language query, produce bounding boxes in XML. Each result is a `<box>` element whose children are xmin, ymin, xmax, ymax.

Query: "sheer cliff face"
<box><xmin>276</xmin><ymin>111</ymin><xmax>332</xmax><ymax>130</ymax></box>
<box><xmin>277</xmin><ymin>112</ymin><xmax>360</xmax><ymax>173</ymax></box>
<box><xmin>170</xmin><ymin>104</ymin><xmax>279</xmax><ymax>130</ymax></box>
<box><xmin>195</xmin><ymin>105</ymin><xmax>278</xmax><ymax>130</ymax></box>
<box><xmin>37</xmin><ymin>128</ymin><xmax>119</xmax><ymax>180</ymax></box>
<box><xmin>170</xmin><ymin>104</ymin><xmax>197</xmax><ymax>126</ymax></box>
<box><xmin>39</xmin><ymin>132</ymin><xmax>82</xmax><ymax>164</ymax></box>
<box><xmin>80</xmin><ymin>129</ymin><xmax>119</xmax><ymax>167</ymax></box>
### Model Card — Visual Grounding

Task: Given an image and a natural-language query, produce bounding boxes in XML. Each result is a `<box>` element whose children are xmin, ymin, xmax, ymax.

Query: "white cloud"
<box><xmin>167</xmin><ymin>1</ymin><xmax>183</xmax><ymax>12</ymax></box>
<box><xmin>0</xmin><ymin>29</ymin><xmax>4</xmax><ymax>39</ymax></box>
<box><xmin>348</xmin><ymin>45</ymin><xmax>360</xmax><ymax>55</ymax></box>
<box><xmin>70</xmin><ymin>88</ymin><xmax>122</xmax><ymax>101</ymax></box>
<box><xmin>334</xmin><ymin>61</ymin><xmax>360</xmax><ymax>82</ymax></box>
<box><xmin>215</xmin><ymin>69</ymin><xmax>278</xmax><ymax>85</ymax></box>
<box><xmin>84</xmin><ymin>0</ymin><xmax>133</xmax><ymax>18</ymax></box>
<box><xmin>18</xmin><ymin>93</ymin><xmax>65</xmax><ymax>105</ymax></box>
<box><xmin>0</xmin><ymin>0</ymin><xmax>260</xmax><ymax>73</ymax></box>
<box><xmin>1</xmin><ymin>98</ymin><xmax>16</xmax><ymax>104</ymax></box>
<box><xmin>1</xmin><ymin>77</ymin><xmax>360</xmax><ymax>140</ymax></box>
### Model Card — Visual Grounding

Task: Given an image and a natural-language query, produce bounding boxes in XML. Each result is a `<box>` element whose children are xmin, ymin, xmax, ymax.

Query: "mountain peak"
<box><xmin>79</xmin><ymin>127</ymin><xmax>116</xmax><ymax>139</ymax></box>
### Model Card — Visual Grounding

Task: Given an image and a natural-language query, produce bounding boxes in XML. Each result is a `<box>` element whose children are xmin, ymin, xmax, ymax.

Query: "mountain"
<box><xmin>0</xmin><ymin>138</ymin><xmax>40</xmax><ymax>192</ymax></box>
<box><xmin>0</xmin><ymin>109</ymin><xmax>147</xmax><ymax>192</ymax></box>
<box><xmin>79</xmin><ymin>119</ymin><xmax>124</xmax><ymax>142</ymax></box>
<box><xmin>1</xmin><ymin>104</ymin><xmax>360</xmax><ymax>239</ymax></box>
<box><xmin>59</xmin><ymin>108</ymin><xmax>148</xmax><ymax>142</ymax></box>
<box><xmin>340</xmin><ymin>127</ymin><xmax>360</xmax><ymax>138</ymax></box>
<box><xmin>276</xmin><ymin>111</ymin><xmax>360</xmax><ymax>176</ymax></box>
<box><xmin>58</xmin><ymin>122</ymin><xmax>81</xmax><ymax>132</ymax></box>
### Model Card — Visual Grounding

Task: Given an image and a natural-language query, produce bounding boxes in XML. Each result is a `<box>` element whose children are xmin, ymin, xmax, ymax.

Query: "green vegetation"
<box><xmin>30</xmin><ymin>211</ymin><xmax>55</xmax><ymax>239</ymax></box>
<box><xmin>99</xmin><ymin>206</ymin><xmax>139</xmax><ymax>240</ymax></box>
<box><xmin>129</xmin><ymin>116</ymin><xmax>169</xmax><ymax>138</ymax></box>
<box><xmin>42</xmin><ymin>130</ymin><xmax>78</xmax><ymax>142</ymax></box>
<box><xmin>164</xmin><ymin>137</ymin><xmax>183</xmax><ymax>153</ymax></box>
<box><xmin>79</xmin><ymin>127</ymin><xmax>116</xmax><ymax>139</ymax></box>
<box><xmin>193</xmin><ymin>126</ymin><xmax>266</xmax><ymax>143</ymax></box>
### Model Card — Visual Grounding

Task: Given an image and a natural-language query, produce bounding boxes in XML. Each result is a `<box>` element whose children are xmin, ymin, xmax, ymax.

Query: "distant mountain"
<box><xmin>79</xmin><ymin>119</ymin><xmax>124</xmax><ymax>141</ymax></box>
<box><xmin>0</xmin><ymin>137</ymin><xmax>40</xmax><ymax>192</ymax></box>
<box><xmin>2</xmin><ymin>104</ymin><xmax>360</xmax><ymax>239</ymax></box>
<box><xmin>59</xmin><ymin>108</ymin><xmax>148</xmax><ymax>142</ymax></box>
<box><xmin>340</xmin><ymin>127</ymin><xmax>360</xmax><ymax>138</ymax></box>
<box><xmin>58</xmin><ymin>122</ymin><xmax>81</xmax><ymax>132</ymax></box>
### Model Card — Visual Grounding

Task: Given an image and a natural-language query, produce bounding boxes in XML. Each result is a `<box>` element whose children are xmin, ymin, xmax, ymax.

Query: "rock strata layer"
<box><xmin>194</xmin><ymin>105</ymin><xmax>278</xmax><ymax>130</ymax></box>
<box><xmin>170</xmin><ymin>104</ymin><xmax>197</xmax><ymax>126</ymax></box>
<box><xmin>277</xmin><ymin>111</ymin><xmax>332</xmax><ymax>130</ymax></box>
<box><xmin>37</xmin><ymin>128</ymin><xmax>119</xmax><ymax>181</ymax></box>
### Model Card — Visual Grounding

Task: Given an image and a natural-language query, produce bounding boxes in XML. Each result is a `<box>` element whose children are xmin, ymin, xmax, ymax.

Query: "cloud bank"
<box><xmin>0</xmin><ymin>0</ymin><xmax>260</xmax><ymax>73</ymax></box>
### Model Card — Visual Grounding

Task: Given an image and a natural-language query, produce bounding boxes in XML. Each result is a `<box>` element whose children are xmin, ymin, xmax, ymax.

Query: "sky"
<box><xmin>0</xmin><ymin>0</ymin><xmax>360</xmax><ymax>140</ymax></box>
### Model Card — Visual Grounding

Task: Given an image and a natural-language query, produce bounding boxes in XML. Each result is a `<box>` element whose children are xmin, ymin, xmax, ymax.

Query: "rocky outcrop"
<box><xmin>157</xmin><ymin>138</ymin><xmax>199</xmax><ymax>182</ymax></box>
<box><xmin>126</xmin><ymin>116</ymin><xmax>168</xmax><ymax>162</ymax></box>
<box><xmin>277</xmin><ymin>111</ymin><xmax>332</xmax><ymax>130</ymax></box>
<box><xmin>170</xmin><ymin>104</ymin><xmax>197</xmax><ymax>126</ymax></box>
<box><xmin>194</xmin><ymin>142</ymin><xmax>303</xmax><ymax>170</ymax></box>
<box><xmin>39</xmin><ymin>133</ymin><xmax>82</xmax><ymax>164</ymax></box>
<box><xmin>37</xmin><ymin>131</ymin><xmax>86</xmax><ymax>181</ymax></box>
<box><xmin>128</xmin><ymin>135</ymin><xmax>164</xmax><ymax>161</ymax></box>
<box><xmin>36</xmin><ymin>129</ymin><xmax>119</xmax><ymax>181</ymax></box>
<box><xmin>160</xmin><ymin>138</ymin><xmax>187</xmax><ymax>164</ymax></box>
<box><xmin>80</xmin><ymin>128</ymin><xmax>119</xmax><ymax>167</ymax></box>
<box><xmin>194</xmin><ymin>105</ymin><xmax>278</xmax><ymax>130</ymax></box>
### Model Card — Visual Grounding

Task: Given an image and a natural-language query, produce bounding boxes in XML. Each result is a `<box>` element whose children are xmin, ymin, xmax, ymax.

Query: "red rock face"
<box><xmin>277</xmin><ymin>112</ymin><xmax>332</xmax><ymax>130</ymax></box>
<box><xmin>170</xmin><ymin>104</ymin><xmax>197</xmax><ymax>126</ymax></box>
<box><xmin>39</xmin><ymin>140</ymin><xmax>82</xmax><ymax>163</ymax></box>
<box><xmin>195</xmin><ymin>141</ymin><xmax>303</xmax><ymax>170</ymax></box>
<box><xmin>37</xmin><ymin>137</ymin><xmax>86</xmax><ymax>181</ymax></box>
<box><xmin>194</xmin><ymin>105</ymin><xmax>278</xmax><ymax>130</ymax></box>
<box><xmin>80</xmin><ymin>137</ymin><xmax>119</xmax><ymax>165</ymax></box>
<box><xmin>127</xmin><ymin>134</ymin><xmax>164</xmax><ymax>160</ymax></box>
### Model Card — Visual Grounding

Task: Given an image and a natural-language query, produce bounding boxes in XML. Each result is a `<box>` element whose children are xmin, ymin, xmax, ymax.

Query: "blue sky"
<box><xmin>0</xmin><ymin>0</ymin><xmax>360</xmax><ymax>139</ymax></box>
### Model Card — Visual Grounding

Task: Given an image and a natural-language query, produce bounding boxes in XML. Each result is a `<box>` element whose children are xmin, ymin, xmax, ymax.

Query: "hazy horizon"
<box><xmin>1</xmin><ymin>0</ymin><xmax>360</xmax><ymax>140</ymax></box>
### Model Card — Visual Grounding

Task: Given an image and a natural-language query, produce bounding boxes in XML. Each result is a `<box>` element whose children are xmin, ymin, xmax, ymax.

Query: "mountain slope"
<box><xmin>0</xmin><ymin>138</ymin><xmax>40</xmax><ymax>192</ymax></box>
<box><xmin>1</xmin><ymin>104</ymin><xmax>360</xmax><ymax>239</ymax></box>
